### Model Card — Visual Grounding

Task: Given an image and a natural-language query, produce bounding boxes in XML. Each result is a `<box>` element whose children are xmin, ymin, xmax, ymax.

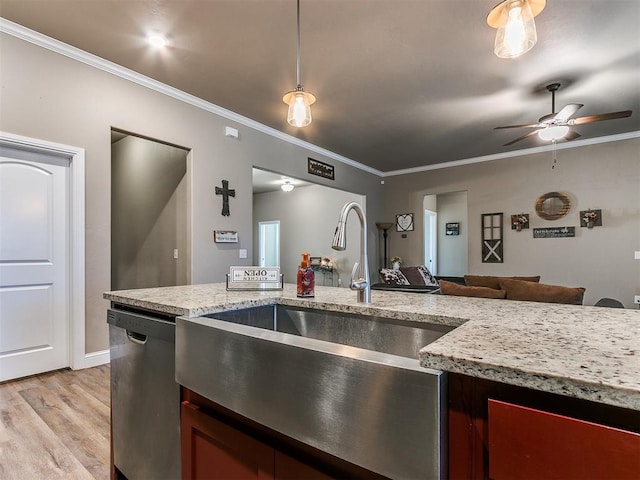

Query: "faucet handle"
<box><xmin>351</xmin><ymin>262</ymin><xmax>360</xmax><ymax>281</ymax></box>
<box><xmin>349</xmin><ymin>262</ymin><xmax>367</xmax><ymax>290</ymax></box>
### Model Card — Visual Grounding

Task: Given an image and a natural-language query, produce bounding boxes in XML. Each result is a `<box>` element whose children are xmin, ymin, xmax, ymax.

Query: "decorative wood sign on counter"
<box><xmin>227</xmin><ymin>266</ymin><xmax>283</xmax><ymax>291</ymax></box>
<box><xmin>533</xmin><ymin>226</ymin><xmax>576</xmax><ymax>238</ymax></box>
<box><xmin>308</xmin><ymin>158</ymin><xmax>335</xmax><ymax>180</ymax></box>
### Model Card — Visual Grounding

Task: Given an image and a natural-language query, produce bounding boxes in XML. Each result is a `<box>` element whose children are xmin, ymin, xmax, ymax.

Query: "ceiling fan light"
<box><xmin>487</xmin><ymin>0</ymin><xmax>545</xmax><ymax>58</ymax></box>
<box><xmin>281</xmin><ymin>180</ymin><xmax>294</xmax><ymax>192</ymax></box>
<box><xmin>283</xmin><ymin>87</ymin><xmax>316</xmax><ymax>127</ymax></box>
<box><xmin>538</xmin><ymin>125</ymin><xmax>569</xmax><ymax>141</ymax></box>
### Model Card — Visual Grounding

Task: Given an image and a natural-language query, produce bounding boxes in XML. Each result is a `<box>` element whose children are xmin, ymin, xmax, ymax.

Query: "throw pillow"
<box><xmin>439</xmin><ymin>280</ymin><xmax>507</xmax><ymax>299</ymax></box>
<box><xmin>400</xmin><ymin>265</ymin><xmax>439</xmax><ymax>287</ymax></box>
<box><xmin>464</xmin><ymin>275</ymin><xmax>541</xmax><ymax>290</ymax></box>
<box><xmin>379</xmin><ymin>268</ymin><xmax>410</xmax><ymax>285</ymax></box>
<box><xmin>499</xmin><ymin>278</ymin><xmax>585</xmax><ymax>305</ymax></box>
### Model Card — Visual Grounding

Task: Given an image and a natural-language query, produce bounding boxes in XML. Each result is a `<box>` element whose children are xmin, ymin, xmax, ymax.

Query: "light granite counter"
<box><xmin>104</xmin><ymin>283</ymin><xmax>640</xmax><ymax>411</ymax></box>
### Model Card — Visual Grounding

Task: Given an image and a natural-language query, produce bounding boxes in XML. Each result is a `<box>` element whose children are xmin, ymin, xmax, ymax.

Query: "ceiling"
<box><xmin>1</xmin><ymin>1</ymin><xmax>639</xmax><ymax>173</ymax></box>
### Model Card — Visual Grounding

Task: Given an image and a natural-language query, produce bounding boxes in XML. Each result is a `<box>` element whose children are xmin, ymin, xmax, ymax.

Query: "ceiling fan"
<box><xmin>495</xmin><ymin>83</ymin><xmax>632</xmax><ymax>146</ymax></box>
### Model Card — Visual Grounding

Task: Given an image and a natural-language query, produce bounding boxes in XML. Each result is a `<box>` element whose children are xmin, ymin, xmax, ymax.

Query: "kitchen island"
<box><xmin>105</xmin><ymin>283</ymin><xmax>640</xmax><ymax>479</ymax></box>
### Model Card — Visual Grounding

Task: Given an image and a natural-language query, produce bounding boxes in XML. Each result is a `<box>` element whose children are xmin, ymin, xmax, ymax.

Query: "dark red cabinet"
<box><xmin>181</xmin><ymin>400</ymin><xmax>275</xmax><ymax>479</ymax></box>
<box><xmin>180</xmin><ymin>389</ymin><xmax>366</xmax><ymax>480</ymax></box>
<box><xmin>488</xmin><ymin>399</ymin><xmax>640</xmax><ymax>480</ymax></box>
<box><xmin>449</xmin><ymin>373</ymin><xmax>640</xmax><ymax>480</ymax></box>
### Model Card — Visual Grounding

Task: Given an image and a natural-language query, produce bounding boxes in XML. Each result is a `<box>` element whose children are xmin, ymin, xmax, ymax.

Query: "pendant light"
<box><xmin>487</xmin><ymin>0</ymin><xmax>546</xmax><ymax>58</ymax></box>
<box><xmin>282</xmin><ymin>0</ymin><xmax>316</xmax><ymax>127</ymax></box>
<box><xmin>281</xmin><ymin>180</ymin><xmax>294</xmax><ymax>192</ymax></box>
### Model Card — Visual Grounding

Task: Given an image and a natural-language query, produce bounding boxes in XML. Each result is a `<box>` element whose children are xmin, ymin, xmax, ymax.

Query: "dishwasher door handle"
<box><xmin>126</xmin><ymin>330</ymin><xmax>148</xmax><ymax>345</ymax></box>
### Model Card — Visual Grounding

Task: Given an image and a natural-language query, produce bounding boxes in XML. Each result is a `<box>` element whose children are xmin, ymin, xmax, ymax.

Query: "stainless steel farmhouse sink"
<box><xmin>176</xmin><ymin>305</ymin><xmax>454</xmax><ymax>479</ymax></box>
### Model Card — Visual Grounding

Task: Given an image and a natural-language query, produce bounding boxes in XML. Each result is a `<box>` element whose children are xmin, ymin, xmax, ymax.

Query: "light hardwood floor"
<box><xmin>0</xmin><ymin>365</ymin><xmax>110</xmax><ymax>480</ymax></box>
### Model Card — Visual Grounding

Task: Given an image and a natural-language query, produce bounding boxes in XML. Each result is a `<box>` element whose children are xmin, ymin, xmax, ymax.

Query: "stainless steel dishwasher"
<box><xmin>108</xmin><ymin>307</ymin><xmax>180</xmax><ymax>480</ymax></box>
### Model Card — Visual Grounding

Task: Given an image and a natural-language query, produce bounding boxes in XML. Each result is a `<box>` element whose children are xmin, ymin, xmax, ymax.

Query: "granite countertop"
<box><xmin>104</xmin><ymin>283</ymin><xmax>640</xmax><ymax>411</ymax></box>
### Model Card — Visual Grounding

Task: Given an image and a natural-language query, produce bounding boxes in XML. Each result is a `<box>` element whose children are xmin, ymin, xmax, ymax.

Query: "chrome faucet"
<box><xmin>332</xmin><ymin>201</ymin><xmax>371</xmax><ymax>304</ymax></box>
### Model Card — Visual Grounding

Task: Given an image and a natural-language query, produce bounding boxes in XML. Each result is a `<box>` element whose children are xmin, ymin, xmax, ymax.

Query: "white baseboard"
<box><xmin>74</xmin><ymin>349</ymin><xmax>110</xmax><ymax>370</ymax></box>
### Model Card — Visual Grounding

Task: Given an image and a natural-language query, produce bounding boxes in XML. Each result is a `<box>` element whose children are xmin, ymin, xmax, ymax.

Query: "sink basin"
<box><xmin>208</xmin><ymin>304</ymin><xmax>454</xmax><ymax>358</ymax></box>
<box><xmin>176</xmin><ymin>305</ymin><xmax>452</xmax><ymax>479</ymax></box>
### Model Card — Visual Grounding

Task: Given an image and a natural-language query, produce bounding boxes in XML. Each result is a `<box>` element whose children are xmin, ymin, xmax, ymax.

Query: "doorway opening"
<box><xmin>111</xmin><ymin>129</ymin><xmax>190</xmax><ymax>290</ymax></box>
<box><xmin>423</xmin><ymin>191</ymin><xmax>468</xmax><ymax>277</ymax></box>
<box><xmin>424</xmin><ymin>208</ymin><xmax>438</xmax><ymax>275</ymax></box>
<box><xmin>0</xmin><ymin>132</ymin><xmax>87</xmax><ymax>379</ymax></box>
<box><xmin>258</xmin><ymin>221</ymin><xmax>280</xmax><ymax>267</ymax></box>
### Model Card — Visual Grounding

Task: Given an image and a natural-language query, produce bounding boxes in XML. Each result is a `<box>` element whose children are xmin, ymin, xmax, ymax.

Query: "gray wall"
<box><xmin>0</xmin><ymin>33</ymin><xmax>382</xmax><ymax>353</ymax></box>
<box><xmin>382</xmin><ymin>138</ymin><xmax>640</xmax><ymax>307</ymax></box>
<box><xmin>111</xmin><ymin>135</ymin><xmax>188</xmax><ymax>290</ymax></box>
<box><xmin>253</xmin><ymin>184</ymin><xmax>364</xmax><ymax>287</ymax></box>
<box><xmin>436</xmin><ymin>191</ymin><xmax>468</xmax><ymax>277</ymax></box>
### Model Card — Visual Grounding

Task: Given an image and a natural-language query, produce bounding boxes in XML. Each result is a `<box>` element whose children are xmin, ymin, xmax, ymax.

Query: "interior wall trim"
<box><xmin>0</xmin><ymin>18</ymin><xmax>382</xmax><ymax>177</ymax></box>
<box><xmin>82</xmin><ymin>349</ymin><xmax>110</xmax><ymax>369</ymax></box>
<box><xmin>384</xmin><ymin>131</ymin><xmax>640</xmax><ymax>177</ymax></box>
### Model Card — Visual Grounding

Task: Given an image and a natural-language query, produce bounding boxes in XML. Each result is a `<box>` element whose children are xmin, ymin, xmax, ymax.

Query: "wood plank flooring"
<box><xmin>0</xmin><ymin>365</ymin><xmax>110</xmax><ymax>480</ymax></box>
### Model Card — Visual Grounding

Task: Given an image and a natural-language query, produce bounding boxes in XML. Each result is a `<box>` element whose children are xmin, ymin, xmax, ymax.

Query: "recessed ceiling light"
<box><xmin>146</xmin><ymin>33</ymin><xmax>167</xmax><ymax>48</ymax></box>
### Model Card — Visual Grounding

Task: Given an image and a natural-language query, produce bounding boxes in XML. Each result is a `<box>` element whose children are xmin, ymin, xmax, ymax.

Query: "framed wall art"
<box><xmin>446</xmin><ymin>222</ymin><xmax>460</xmax><ymax>236</ymax></box>
<box><xmin>481</xmin><ymin>213</ymin><xmax>503</xmax><ymax>263</ymax></box>
<box><xmin>396</xmin><ymin>213</ymin><xmax>414</xmax><ymax>232</ymax></box>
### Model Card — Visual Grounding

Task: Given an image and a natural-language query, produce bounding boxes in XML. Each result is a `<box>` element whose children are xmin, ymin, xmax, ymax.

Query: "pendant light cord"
<box><xmin>296</xmin><ymin>0</ymin><xmax>301</xmax><ymax>87</ymax></box>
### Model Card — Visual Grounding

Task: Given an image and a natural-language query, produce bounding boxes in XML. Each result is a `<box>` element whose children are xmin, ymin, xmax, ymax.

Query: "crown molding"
<box><xmin>383</xmin><ymin>131</ymin><xmax>640</xmax><ymax>177</ymax></box>
<box><xmin>0</xmin><ymin>18</ymin><xmax>382</xmax><ymax>177</ymax></box>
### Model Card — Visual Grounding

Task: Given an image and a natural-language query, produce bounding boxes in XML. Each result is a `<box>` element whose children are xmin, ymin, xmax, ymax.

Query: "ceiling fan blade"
<box><xmin>494</xmin><ymin>123</ymin><xmax>540</xmax><ymax>130</ymax></box>
<box><xmin>564</xmin><ymin>130</ymin><xmax>581</xmax><ymax>141</ymax></box>
<box><xmin>570</xmin><ymin>110</ymin><xmax>632</xmax><ymax>125</ymax></box>
<box><xmin>503</xmin><ymin>130</ymin><xmax>539</xmax><ymax>146</ymax></box>
<box><xmin>553</xmin><ymin>104</ymin><xmax>583</xmax><ymax>121</ymax></box>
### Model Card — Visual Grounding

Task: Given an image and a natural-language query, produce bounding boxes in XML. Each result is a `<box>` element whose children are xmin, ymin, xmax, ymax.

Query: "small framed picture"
<box><xmin>396</xmin><ymin>213</ymin><xmax>414</xmax><ymax>232</ymax></box>
<box><xmin>446</xmin><ymin>222</ymin><xmax>460</xmax><ymax>236</ymax></box>
<box><xmin>309</xmin><ymin>256</ymin><xmax>322</xmax><ymax>267</ymax></box>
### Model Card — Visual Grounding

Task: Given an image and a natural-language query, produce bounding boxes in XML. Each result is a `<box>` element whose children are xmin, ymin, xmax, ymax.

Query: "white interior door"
<box><xmin>424</xmin><ymin>209</ymin><xmax>437</xmax><ymax>275</ymax></box>
<box><xmin>258</xmin><ymin>221</ymin><xmax>280</xmax><ymax>267</ymax></box>
<box><xmin>0</xmin><ymin>155</ymin><xmax>69</xmax><ymax>381</ymax></box>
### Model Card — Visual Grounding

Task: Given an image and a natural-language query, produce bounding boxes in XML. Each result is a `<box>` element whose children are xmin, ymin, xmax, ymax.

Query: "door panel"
<box><xmin>0</xmin><ymin>156</ymin><xmax>68</xmax><ymax>381</ymax></box>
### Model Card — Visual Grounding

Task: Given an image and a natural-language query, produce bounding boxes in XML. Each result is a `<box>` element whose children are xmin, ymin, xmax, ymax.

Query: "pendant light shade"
<box><xmin>487</xmin><ymin>0</ymin><xmax>546</xmax><ymax>58</ymax></box>
<box><xmin>281</xmin><ymin>180</ymin><xmax>295</xmax><ymax>192</ymax></box>
<box><xmin>538</xmin><ymin>125</ymin><xmax>569</xmax><ymax>141</ymax></box>
<box><xmin>283</xmin><ymin>87</ymin><xmax>316</xmax><ymax>128</ymax></box>
<box><xmin>283</xmin><ymin>0</ymin><xmax>315</xmax><ymax>127</ymax></box>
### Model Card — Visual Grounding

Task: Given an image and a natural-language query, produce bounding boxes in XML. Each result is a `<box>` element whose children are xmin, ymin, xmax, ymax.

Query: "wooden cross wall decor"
<box><xmin>215</xmin><ymin>179</ymin><xmax>235</xmax><ymax>216</ymax></box>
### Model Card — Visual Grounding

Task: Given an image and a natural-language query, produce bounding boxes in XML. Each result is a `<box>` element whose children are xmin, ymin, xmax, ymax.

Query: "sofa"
<box><xmin>376</xmin><ymin>268</ymin><xmax>586</xmax><ymax>305</ymax></box>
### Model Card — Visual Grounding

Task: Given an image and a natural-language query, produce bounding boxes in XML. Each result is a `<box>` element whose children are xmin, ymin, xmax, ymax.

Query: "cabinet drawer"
<box><xmin>488</xmin><ymin>399</ymin><xmax>640</xmax><ymax>480</ymax></box>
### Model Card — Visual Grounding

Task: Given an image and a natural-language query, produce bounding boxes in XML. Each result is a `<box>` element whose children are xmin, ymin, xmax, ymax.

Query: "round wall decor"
<box><xmin>535</xmin><ymin>192</ymin><xmax>571</xmax><ymax>220</ymax></box>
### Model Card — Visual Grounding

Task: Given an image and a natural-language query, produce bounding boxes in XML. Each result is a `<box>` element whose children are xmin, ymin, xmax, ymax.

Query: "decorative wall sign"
<box><xmin>580</xmin><ymin>209</ymin><xmax>602</xmax><ymax>228</ymax></box>
<box><xmin>533</xmin><ymin>226</ymin><xmax>575</xmax><ymax>238</ymax></box>
<box><xmin>446</xmin><ymin>222</ymin><xmax>460</xmax><ymax>236</ymax></box>
<box><xmin>215</xmin><ymin>179</ymin><xmax>235</xmax><ymax>216</ymax></box>
<box><xmin>511</xmin><ymin>213</ymin><xmax>530</xmax><ymax>231</ymax></box>
<box><xmin>482</xmin><ymin>213</ymin><xmax>503</xmax><ymax>263</ymax></box>
<box><xmin>396</xmin><ymin>213</ymin><xmax>414</xmax><ymax>232</ymax></box>
<box><xmin>308</xmin><ymin>158</ymin><xmax>335</xmax><ymax>180</ymax></box>
<box><xmin>214</xmin><ymin>230</ymin><xmax>239</xmax><ymax>243</ymax></box>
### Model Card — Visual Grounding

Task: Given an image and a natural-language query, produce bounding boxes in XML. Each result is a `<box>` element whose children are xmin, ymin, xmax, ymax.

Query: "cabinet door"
<box><xmin>274</xmin><ymin>451</ymin><xmax>334</xmax><ymax>480</ymax></box>
<box><xmin>181</xmin><ymin>401</ymin><xmax>274</xmax><ymax>480</ymax></box>
<box><xmin>488</xmin><ymin>399</ymin><xmax>640</xmax><ymax>480</ymax></box>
